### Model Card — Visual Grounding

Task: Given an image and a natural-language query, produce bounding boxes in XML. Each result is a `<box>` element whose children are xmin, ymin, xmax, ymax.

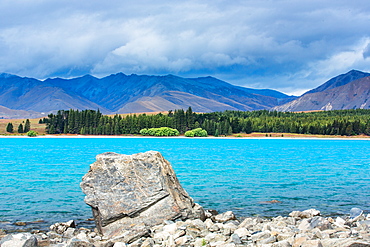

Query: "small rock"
<box><xmin>14</xmin><ymin>221</ymin><xmax>27</xmax><ymax>226</ymax></box>
<box><xmin>289</xmin><ymin>209</ymin><xmax>320</xmax><ymax>219</ymax></box>
<box><xmin>173</xmin><ymin>229</ymin><xmax>186</xmax><ymax>239</ymax></box>
<box><xmin>113</xmin><ymin>242</ymin><xmax>127</xmax><ymax>247</ymax></box>
<box><xmin>209</xmin><ymin>240</ymin><xmax>227</xmax><ymax>246</ymax></box>
<box><xmin>175</xmin><ymin>235</ymin><xmax>192</xmax><ymax>245</ymax></box>
<box><xmin>350</xmin><ymin>208</ymin><xmax>363</xmax><ymax>219</ymax></box>
<box><xmin>63</xmin><ymin>227</ymin><xmax>77</xmax><ymax>238</ymax></box>
<box><xmin>209</xmin><ymin>224</ymin><xmax>220</xmax><ymax>232</ymax></box>
<box><xmin>0</xmin><ymin>233</ymin><xmax>37</xmax><ymax>247</ymax></box>
<box><xmin>259</xmin><ymin>235</ymin><xmax>276</xmax><ymax>244</ymax></box>
<box><xmin>65</xmin><ymin>220</ymin><xmax>76</xmax><ymax>228</ymax></box>
<box><xmin>293</xmin><ymin>236</ymin><xmax>307</xmax><ymax>247</ymax></box>
<box><xmin>234</xmin><ymin>228</ymin><xmax>250</xmax><ymax>238</ymax></box>
<box><xmin>194</xmin><ymin>238</ymin><xmax>207</xmax><ymax>247</ymax></box>
<box><xmin>251</xmin><ymin>231</ymin><xmax>271</xmax><ymax>242</ymax></box>
<box><xmin>229</xmin><ymin>233</ymin><xmax>242</xmax><ymax>244</ymax></box>
<box><xmin>321</xmin><ymin>238</ymin><xmax>370</xmax><ymax>247</ymax></box>
<box><xmin>163</xmin><ymin>220</ymin><xmax>174</xmax><ymax>225</ymax></box>
<box><xmin>191</xmin><ymin>218</ymin><xmax>207</xmax><ymax>231</ymax></box>
<box><xmin>298</xmin><ymin>219</ymin><xmax>312</xmax><ymax>231</ymax></box>
<box><xmin>205</xmin><ymin>209</ymin><xmax>219</xmax><ymax>218</ymax></box>
<box><xmin>162</xmin><ymin>223</ymin><xmax>177</xmax><ymax>235</ymax></box>
<box><xmin>67</xmin><ymin>238</ymin><xmax>94</xmax><ymax>247</ymax></box>
<box><xmin>301</xmin><ymin>239</ymin><xmax>323</xmax><ymax>247</ymax></box>
<box><xmin>205</xmin><ymin>232</ymin><xmax>227</xmax><ymax>243</ymax></box>
<box><xmin>76</xmin><ymin>232</ymin><xmax>90</xmax><ymax>242</ymax></box>
<box><xmin>277</xmin><ymin>232</ymin><xmax>294</xmax><ymax>241</ymax></box>
<box><xmin>334</xmin><ymin>217</ymin><xmax>348</xmax><ymax>229</ymax></box>
<box><xmin>141</xmin><ymin>238</ymin><xmax>154</xmax><ymax>247</ymax></box>
<box><xmin>186</xmin><ymin>227</ymin><xmax>202</xmax><ymax>238</ymax></box>
<box><xmin>272</xmin><ymin>240</ymin><xmax>291</xmax><ymax>247</ymax></box>
<box><xmin>50</xmin><ymin>220</ymin><xmax>76</xmax><ymax>234</ymax></box>
<box><xmin>214</xmin><ymin>211</ymin><xmax>236</xmax><ymax>223</ymax></box>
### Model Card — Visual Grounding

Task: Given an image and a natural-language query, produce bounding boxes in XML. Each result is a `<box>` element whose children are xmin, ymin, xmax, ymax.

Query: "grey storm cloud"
<box><xmin>1</xmin><ymin>0</ymin><xmax>370</xmax><ymax>95</ymax></box>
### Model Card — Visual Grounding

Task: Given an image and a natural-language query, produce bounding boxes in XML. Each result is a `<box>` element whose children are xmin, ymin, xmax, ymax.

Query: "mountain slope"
<box><xmin>274</xmin><ymin>76</ymin><xmax>370</xmax><ymax>111</ymax></box>
<box><xmin>0</xmin><ymin>73</ymin><xmax>111</xmax><ymax>114</ymax></box>
<box><xmin>0</xmin><ymin>105</ymin><xmax>44</xmax><ymax>119</ymax></box>
<box><xmin>304</xmin><ymin>70</ymin><xmax>370</xmax><ymax>95</ymax></box>
<box><xmin>45</xmin><ymin>73</ymin><xmax>296</xmax><ymax>113</ymax></box>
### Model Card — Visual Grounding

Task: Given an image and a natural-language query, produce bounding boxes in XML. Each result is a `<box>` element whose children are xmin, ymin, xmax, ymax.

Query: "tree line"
<box><xmin>43</xmin><ymin>108</ymin><xmax>370</xmax><ymax>136</ymax></box>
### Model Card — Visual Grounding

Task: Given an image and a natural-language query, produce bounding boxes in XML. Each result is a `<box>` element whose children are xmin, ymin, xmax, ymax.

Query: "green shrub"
<box><xmin>185</xmin><ymin>130</ymin><xmax>195</xmax><ymax>137</ymax></box>
<box><xmin>185</xmin><ymin>128</ymin><xmax>208</xmax><ymax>137</ymax></box>
<box><xmin>139</xmin><ymin>128</ymin><xmax>149</xmax><ymax>135</ymax></box>
<box><xmin>27</xmin><ymin>130</ymin><xmax>37</xmax><ymax>137</ymax></box>
<box><xmin>139</xmin><ymin>127</ymin><xmax>179</xmax><ymax>136</ymax></box>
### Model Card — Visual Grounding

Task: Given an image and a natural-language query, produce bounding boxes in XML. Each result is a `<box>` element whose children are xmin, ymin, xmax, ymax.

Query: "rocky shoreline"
<box><xmin>1</xmin><ymin>208</ymin><xmax>369</xmax><ymax>247</ymax></box>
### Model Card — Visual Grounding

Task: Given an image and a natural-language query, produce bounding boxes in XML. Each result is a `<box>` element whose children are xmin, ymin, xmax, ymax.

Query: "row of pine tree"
<box><xmin>43</xmin><ymin>108</ymin><xmax>370</xmax><ymax>136</ymax></box>
<box><xmin>6</xmin><ymin>119</ymin><xmax>31</xmax><ymax>133</ymax></box>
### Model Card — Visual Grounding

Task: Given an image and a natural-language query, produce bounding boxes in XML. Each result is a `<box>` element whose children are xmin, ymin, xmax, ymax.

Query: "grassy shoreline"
<box><xmin>1</xmin><ymin>117</ymin><xmax>370</xmax><ymax>139</ymax></box>
<box><xmin>1</xmin><ymin>133</ymin><xmax>370</xmax><ymax>140</ymax></box>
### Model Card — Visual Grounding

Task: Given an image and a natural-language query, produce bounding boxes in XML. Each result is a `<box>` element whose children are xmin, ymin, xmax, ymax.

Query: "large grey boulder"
<box><xmin>80</xmin><ymin>151</ymin><xmax>204</xmax><ymax>243</ymax></box>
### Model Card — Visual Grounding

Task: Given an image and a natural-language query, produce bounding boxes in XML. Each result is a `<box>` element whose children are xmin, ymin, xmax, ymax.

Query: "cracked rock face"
<box><xmin>80</xmin><ymin>151</ymin><xmax>204</xmax><ymax>242</ymax></box>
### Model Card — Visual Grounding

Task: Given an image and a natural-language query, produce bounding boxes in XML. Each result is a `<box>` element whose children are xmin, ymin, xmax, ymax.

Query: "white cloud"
<box><xmin>1</xmin><ymin>0</ymin><xmax>370</xmax><ymax>94</ymax></box>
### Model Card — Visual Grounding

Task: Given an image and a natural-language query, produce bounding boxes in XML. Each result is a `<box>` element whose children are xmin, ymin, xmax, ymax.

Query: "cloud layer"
<box><xmin>1</xmin><ymin>0</ymin><xmax>370</xmax><ymax>95</ymax></box>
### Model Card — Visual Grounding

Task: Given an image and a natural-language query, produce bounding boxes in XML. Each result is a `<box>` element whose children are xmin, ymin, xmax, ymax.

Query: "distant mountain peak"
<box><xmin>274</xmin><ymin>70</ymin><xmax>370</xmax><ymax>112</ymax></box>
<box><xmin>304</xmin><ymin>69</ymin><xmax>370</xmax><ymax>95</ymax></box>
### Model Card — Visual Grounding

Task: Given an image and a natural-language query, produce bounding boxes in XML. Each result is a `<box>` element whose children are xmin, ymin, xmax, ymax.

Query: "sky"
<box><xmin>1</xmin><ymin>0</ymin><xmax>370</xmax><ymax>96</ymax></box>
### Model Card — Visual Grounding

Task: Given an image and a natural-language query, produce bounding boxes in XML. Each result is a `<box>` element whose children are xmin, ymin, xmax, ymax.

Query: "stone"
<box><xmin>334</xmin><ymin>217</ymin><xmax>348</xmax><ymax>229</ymax></box>
<box><xmin>205</xmin><ymin>209</ymin><xmax>219</xmax><ymax>218</ymax></box>
<box><xmin>293</xmin><ymin>236</ymin><xmax>307</xmax><ymax>247</ymax></box>
<box><xmin>191</xmin><ymin>218</ymin><xmax>208</xmax><ymax>231</ymax></box>
<box><xmin>113</xmin><ymin>242</ymin><xmax>127</xmax><ymax>247</ymax></box>
<box><xmin>251</xmin><ymin>231</ymin><xmax>271</xmax><ymax>242</ymax></box>
<box><xmin>186</xmin><ymin>227</ymin><xmax>202</xmax><ymax>238</ymax></box>
<box><xmin>175</xmin><ymin>235</ymin><xmax>192</xmax><ymax>245</ymax></box>
<box><xmin>234</xmin><ymin>227</ymin><xmax>250</xmax><ymax>238</ymax></box>
<box><xmin>350</xmin><ymin>208</ymin><xmax>363</xmax><ymax>219</ymax></box>
<box><xmin>0</xmin><ymin>233</ymin><xmax>38</xmax><ymax>247</ymax></box>
<box><xmin>50</xmin><ymin>220</ymin><xmax>76</xmax><ymax>234</ymax></box>
<box><xmin>301</xmin><ymin>239</ymin><xmax>323</xmax><ymax>247</ymax></box>
<box><xmin>321</xmin><ymin>238</ymin><xmax>370</xmax><ymax>247</ymax></box>
<box><xmin>272</xmin><ymin>240</ymin><xmax>291</xmax><ymax>247</ymax></box>
<box><xmin>194</xmin><ymin>238</ymin><xmax>207</xmax><ymax>247</ymax></box>
<box><xmin>277</xmin><ymin>232</ymin><xmax>294</xmax><ymax>241</ymax></box>
<box><xmin>259</xmin><ymin>235</ymin><xmax>277</xmax><ymax>244</ymax></box>
<box><xmin>229</xmin><ymin>233</ymin><xmax>241</xmax><ymax>244</ymax></box>
<box><xmin>205</xmin><ymin>233</ymin><xmax>227</xmax><ymax>243</ymax></box>
<box><xmin>141</xmin><ymin>238</ymin><xmax>155</xmax><ymax>247</ymax></box>
<box><xmin>289</xmin><ymin>209</ymin><xmax>320</xmax><ymax>219</ymax></box>
<box><xmin>213</xmin><ymin>211</ymin><xmax>236</xmax><ymax>223</ymax></box>
<box><xmin>80</xmin><ymin>151</ymin><xmax>205</xmax><ymax>242</ymax></box>
<box><xmin>67</xmin><ymin>238</ymin><xmax>95</xmax><ymax>247</ymax></box>
<box><xmin>63</xmin><ymin>227</ymin><xmax>78</xmax><ymax>238</ymax></box>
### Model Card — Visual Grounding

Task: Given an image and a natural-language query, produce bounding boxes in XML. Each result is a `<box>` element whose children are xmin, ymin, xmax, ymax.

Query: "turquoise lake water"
<box><xmin>0</xmin><ymin>137</ymin><xmax>369</xmax><ymax>231</ymax></box>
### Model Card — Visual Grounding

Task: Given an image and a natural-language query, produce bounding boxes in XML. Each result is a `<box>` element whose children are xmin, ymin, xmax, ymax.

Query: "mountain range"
<box><xmin>0</xmin><ymin>69</ymin><xmax>370</xmax><ymax>119</ymax></box>
<box><xmin>0</xmin><ymin>73</ymin><xmax>295</xmax><ymax>118</ymax></box>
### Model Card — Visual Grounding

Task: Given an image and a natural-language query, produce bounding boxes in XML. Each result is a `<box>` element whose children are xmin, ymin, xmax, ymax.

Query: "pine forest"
<box><xmin>42</xmin><ymin>108</ymin><xmax>370</xmax><ymax>137</ymax></box>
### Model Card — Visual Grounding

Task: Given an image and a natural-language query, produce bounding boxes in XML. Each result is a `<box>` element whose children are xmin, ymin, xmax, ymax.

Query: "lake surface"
<box><xmin>0</xmin><ymin>137</ymin><xmax>369</xmax><ymax>232</ymax></box>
